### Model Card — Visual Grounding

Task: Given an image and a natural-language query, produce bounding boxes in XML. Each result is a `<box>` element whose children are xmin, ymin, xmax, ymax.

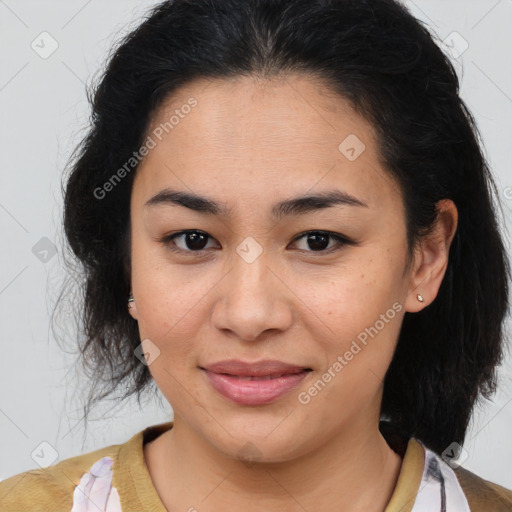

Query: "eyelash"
<box><xmin>158</xmin><ymin>229</ymin><xmax>354</xmax><ymax>257</ymax></box>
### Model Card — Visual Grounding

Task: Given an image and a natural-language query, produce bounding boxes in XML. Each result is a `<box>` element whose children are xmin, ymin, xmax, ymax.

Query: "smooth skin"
<box><xmin>128</xmin><ymin>73</ymin><xmax>458</xmax><ymax>512</ymax></box>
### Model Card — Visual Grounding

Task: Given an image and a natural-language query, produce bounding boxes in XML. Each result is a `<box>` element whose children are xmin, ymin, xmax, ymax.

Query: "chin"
<box><xmin>199</xmin><ymin>415</ymin><xmax>312</xmax><ymax>464</ymax></box>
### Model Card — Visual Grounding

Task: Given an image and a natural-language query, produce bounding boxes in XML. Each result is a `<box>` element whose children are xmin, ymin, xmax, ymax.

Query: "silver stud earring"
<box><xmin>128</xmin><ymin>294</ymin><xmax>134</xmax><ymax>303</ymax></box>
<box><xmin>417</xmin><ymin>294</ymin><xmax>424</xmax><ymax>302</ymax></box>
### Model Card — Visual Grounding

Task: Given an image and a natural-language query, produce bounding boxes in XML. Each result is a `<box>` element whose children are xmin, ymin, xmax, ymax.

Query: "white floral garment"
<box><xmin>70</xmin><ymin>445</ymin><xmax>470</xmax><ymax>511</ymax></box>
<box><xmin>409</xmin><ymin>445</ymin><xmax>470</xmax><ymax>511</ymax></box>
<box><xmin>70</xmin><ymin>456</ymin><xmax>122</xmax><ymax>512</ymax></box>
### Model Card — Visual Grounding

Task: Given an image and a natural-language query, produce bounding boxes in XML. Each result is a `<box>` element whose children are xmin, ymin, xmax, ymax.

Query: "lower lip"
<box><xmin>202</xmin><ymin>369</ymin><xmax>311</xmax><ymax>405</ymax></box>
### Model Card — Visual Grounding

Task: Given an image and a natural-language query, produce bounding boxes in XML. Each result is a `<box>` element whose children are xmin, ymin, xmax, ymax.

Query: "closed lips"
<box><xmin>219</xmin><ymin>370</ymin><xmax>312</xmax><ymax>381</ymax></box>
<box><xmin>200</xmin><ymin>361</ymin><xmax>313</xmax><ymax>405</ymax></box>
<box><xmin>199</xmin><ymin>359</ymin><xmax>313</xmax><ymax>378</ymax></box>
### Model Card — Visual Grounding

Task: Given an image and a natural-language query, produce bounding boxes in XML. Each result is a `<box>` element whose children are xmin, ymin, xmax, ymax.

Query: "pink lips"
<box><xmin>200</xmin><ymin>359</ymin><xmax>312</xmax><ymax>406</ymax></box>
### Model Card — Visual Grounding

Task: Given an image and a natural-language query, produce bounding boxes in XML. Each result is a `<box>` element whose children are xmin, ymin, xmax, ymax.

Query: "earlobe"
<box><xmin>128</xmin><ymin>293</ymin><xmax>138</xmax><ymax>320</ymax></box>
<box><xmin>404</xmin><ymin>199</ymin><xmax>458</xmax><ymax>313</ymax></box>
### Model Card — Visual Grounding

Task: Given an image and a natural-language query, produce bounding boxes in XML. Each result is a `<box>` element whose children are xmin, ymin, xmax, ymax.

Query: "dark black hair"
<box><xmin>60</xmin><ymin>0</ymin><xmax>510</xmax><ymax>454</ymax></box>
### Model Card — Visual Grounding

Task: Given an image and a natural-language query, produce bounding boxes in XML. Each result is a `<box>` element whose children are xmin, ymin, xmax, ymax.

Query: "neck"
<box><xmin>145</xmin><ymin>413</ymin><xmax>403</xmax><ymax>512</ymax></box>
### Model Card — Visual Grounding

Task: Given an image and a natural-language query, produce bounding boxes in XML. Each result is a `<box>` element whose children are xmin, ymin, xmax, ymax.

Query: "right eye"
<box><xmin>158</xmin><ymin>230</ymin><xmax>219</xmax><ymax>255</ymax></box>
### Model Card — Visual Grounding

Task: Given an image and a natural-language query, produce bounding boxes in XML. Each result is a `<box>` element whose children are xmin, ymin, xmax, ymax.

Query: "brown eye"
<box><xmin>291</xmin><ymin>231</ymin><xmax>352</xmax><ymax>253</ymax></box>
<box><xmin>159</xmin><ymin>229</ymin><xmax>354</xmax><ymax>257</ymax></box>
<box><xmin>160</xmin><ymin>230</ymin><xmax>218</xmax><ymax>254</ymax></box>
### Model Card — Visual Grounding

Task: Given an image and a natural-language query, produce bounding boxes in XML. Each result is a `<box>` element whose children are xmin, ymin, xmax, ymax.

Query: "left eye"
<box><xmin>159</xmin><ymin>230</ymin><xmax>352</xmax><ymax>255</ymax></box>
<box><xmin>291</xmin><ymin>231</ymin><xmax>349</xmax><ymax>252</ymax></box>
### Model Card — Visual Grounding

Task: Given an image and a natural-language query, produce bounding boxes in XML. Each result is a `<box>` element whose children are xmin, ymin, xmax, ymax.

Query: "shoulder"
<box><xmin>384</xmin><ymin>426</ymin><xmax>512</xmax><ymax>512</ymax></box>
<box><xmin>0</xmin><ymin>442</ymin><xmax>124</xmax><ymax>512</ymax></box>
<box><xmin>454</xmin><ymin>465</ymin><xmax>512</xmax><ymax>512</ymax></box>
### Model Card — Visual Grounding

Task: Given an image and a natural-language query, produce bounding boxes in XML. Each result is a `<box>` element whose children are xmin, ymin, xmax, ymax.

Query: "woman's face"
<box><xmin>128</xmin><ymin>74</ymin><xmax>424</xmax><ymax>461</ymax></box>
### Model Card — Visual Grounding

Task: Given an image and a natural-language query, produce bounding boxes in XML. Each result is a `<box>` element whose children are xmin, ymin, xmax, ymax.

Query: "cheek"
<box><xmin>130</xmin><ymin>229</ymin><xmax>210</xmax><ymax>334</ymax></box>
<box><xmin>132</xmin><ymin>282</ymin><xmax>210</xmax><ymax>365</ymax></box>
<box><xmin>296</xmin><ymin>256</ymin><xmax>404</xmax><ymax>377</ymax></box>
<box><xmin>131</xmin><ymin>278</ymin><xmax>206</xmax><ymax>408</ymax></box>
<box><xmin>299</xmin><ymin>280</ymin><xmax>402</xmax><ymax>422</ymax></box>
<box><xmin>300</xmin><ymin>260</ymin><xmax>400</xmax><ymax>334</ymax></box>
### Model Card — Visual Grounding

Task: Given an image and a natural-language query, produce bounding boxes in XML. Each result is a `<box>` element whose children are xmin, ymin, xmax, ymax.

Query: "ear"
<box><xmin>128</xmin><ymin>292</ymin><xmax>138</xmax><ymax>320</ymax></box>
<box><xmin>404</xmin><ymin>199</ymin><xmax>458</xmax><ymax>313</ymax></box>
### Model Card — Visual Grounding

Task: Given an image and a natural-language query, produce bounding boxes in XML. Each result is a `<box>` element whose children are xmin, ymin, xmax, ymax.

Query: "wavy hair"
<box><xmin>59</xmin><ymin>0</ymin><xmax>510</xmax><ymax>454</ymax></box>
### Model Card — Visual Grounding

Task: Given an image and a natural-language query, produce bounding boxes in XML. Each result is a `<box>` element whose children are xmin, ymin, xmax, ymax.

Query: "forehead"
<box><xmin>134</xmin><ymin>74</ymin><xmax>402</xmax><ymax>213</ymax></box>
<box><xmin>148</xmin><ymin>73</ymin><xmax>374</xmax><ymax>150</ymax></box>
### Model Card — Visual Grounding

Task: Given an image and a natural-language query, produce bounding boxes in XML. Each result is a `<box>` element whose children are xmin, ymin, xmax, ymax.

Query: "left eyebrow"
<box><xmin>144</xmin><ymin>188</ymin><xmax>368</xmax><ymax>219</ymax></box>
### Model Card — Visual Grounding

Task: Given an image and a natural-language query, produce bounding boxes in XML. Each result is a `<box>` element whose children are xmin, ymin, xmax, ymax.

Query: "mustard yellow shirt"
<box><xmin>1</xmin><ymin>421</ymin><xmax>511</xmax><ymax>511</ymax></box>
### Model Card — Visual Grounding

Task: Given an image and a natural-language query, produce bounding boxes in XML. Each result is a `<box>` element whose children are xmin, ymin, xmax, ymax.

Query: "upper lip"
<box><xmin>200</xmin><ymin>359</ymin><xmax>312</xmax><ymax>377</ymax></box>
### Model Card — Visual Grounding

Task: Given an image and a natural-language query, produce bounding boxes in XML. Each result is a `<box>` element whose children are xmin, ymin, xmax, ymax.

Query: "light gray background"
<box><xmin>1</xmin><ymin>0</ymin><xmax>512</xmax><ymax>489</ymax></box>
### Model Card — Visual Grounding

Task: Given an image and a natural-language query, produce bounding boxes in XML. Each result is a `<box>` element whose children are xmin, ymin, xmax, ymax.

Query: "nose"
<box><xmin>211</xmin><ymin>247</ymin><xmax>294</xmax><ymax>342</ymax></box>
